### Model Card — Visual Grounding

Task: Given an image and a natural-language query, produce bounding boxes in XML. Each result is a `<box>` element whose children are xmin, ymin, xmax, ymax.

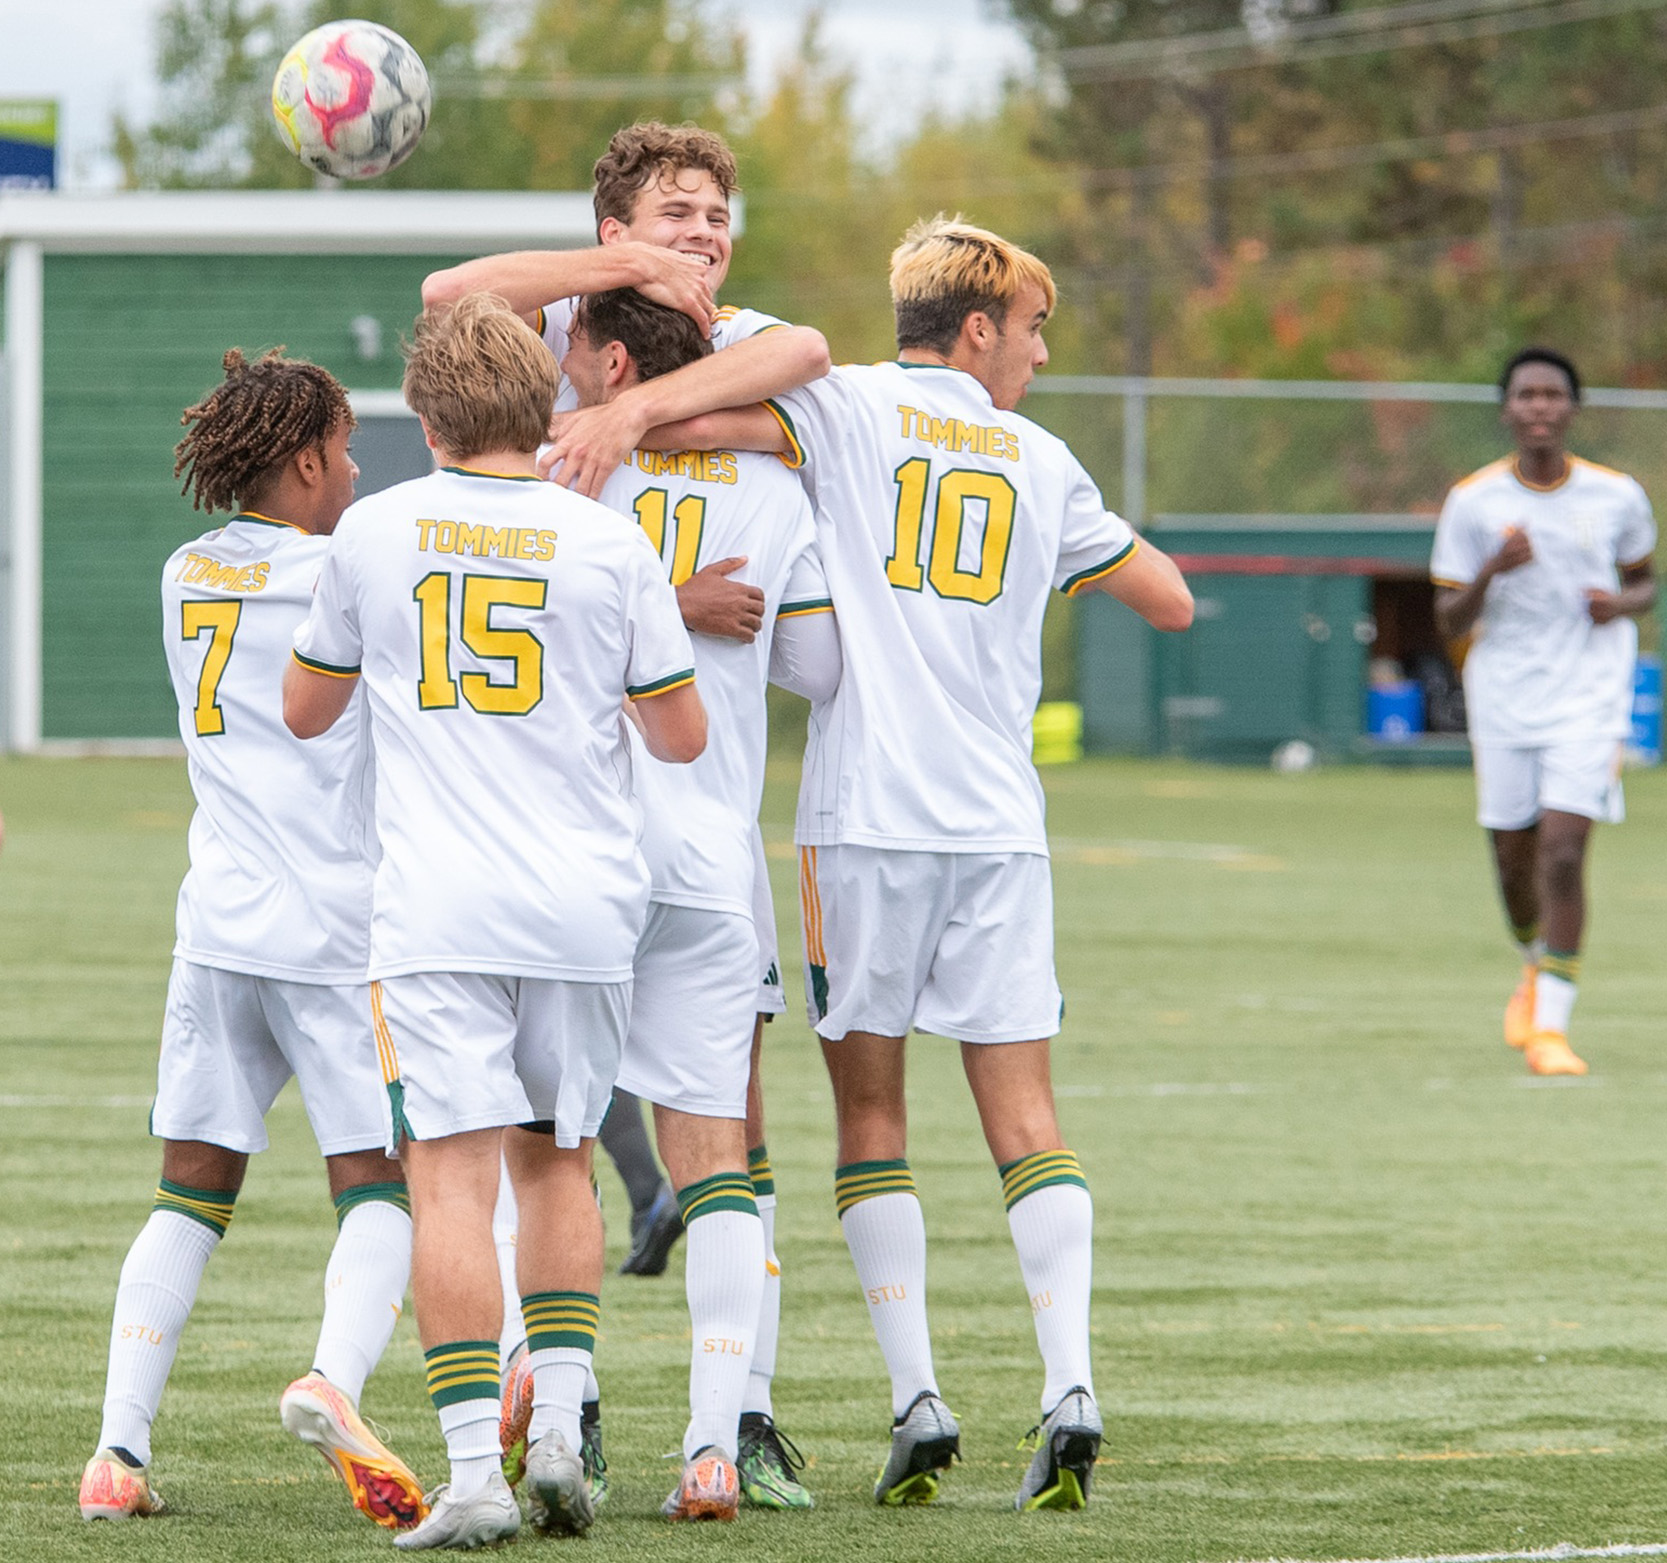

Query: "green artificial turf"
<box><xmin>3</xmin><ymin>754</ymin><xmax>1666</xmax><ymax>1563</ymax></box>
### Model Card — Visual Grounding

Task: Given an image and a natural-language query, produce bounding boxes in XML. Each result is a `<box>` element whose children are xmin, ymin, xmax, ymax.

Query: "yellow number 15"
<box><xmin>412</xmin><ymin>572</ymin><xmax>547</xmax><ymax>716</ymax></box>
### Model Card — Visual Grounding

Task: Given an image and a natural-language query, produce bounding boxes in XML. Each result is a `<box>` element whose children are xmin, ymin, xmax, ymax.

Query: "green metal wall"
<box><xmin>41</xmin><ymin>252</ymin><xmax>447</xmax><ymax>739</ymax></box>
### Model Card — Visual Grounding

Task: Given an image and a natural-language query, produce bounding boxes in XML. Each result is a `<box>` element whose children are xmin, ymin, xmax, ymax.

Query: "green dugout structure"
<box><xmin>0</xmin><ymin>190</ymin><xmax>596</xmax><ymax>750</ymax></box>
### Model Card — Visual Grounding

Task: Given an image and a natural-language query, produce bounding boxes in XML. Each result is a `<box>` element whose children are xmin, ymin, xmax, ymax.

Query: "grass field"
<box><xmin>5</xmin><ymin>753</ymin><xmax>1667</xmax><ymax>1563</ymax></box>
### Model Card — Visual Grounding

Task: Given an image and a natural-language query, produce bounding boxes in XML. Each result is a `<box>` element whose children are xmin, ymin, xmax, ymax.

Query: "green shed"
<box><xmin>0</xmin><ymin>190</ymin><xmax>596</xmax><ymax>750</ymax></box>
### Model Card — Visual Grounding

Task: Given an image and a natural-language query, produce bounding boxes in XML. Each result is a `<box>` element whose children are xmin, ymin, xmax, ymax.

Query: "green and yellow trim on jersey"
<box><xmin>535</xmin><ymin>306</ymin><xmax>547</xmax><ymax>338</ymax></box>
<box><xmin>292</xmin><ymin>648</ymin><xmax>361</xmax><ymax>679</ymax></box>
<box><xmin>1450</xmin><ymin>457</ymin><xmax>1511</xmax><ymax>493</ymax></box>
<box><xmin>1510</xmin><ymin>455</ymin><xmax>1573</xmax><ymax>494</ymax></box>
<box><xmin>999</xmin><ymin>1149</ymin><xmax>1089</xmax><ymax>1212</ymax></box>
<box><xmin>761</xmin><ymin>399</ymin><xmax>806</xmax><ymax>469</ymax></box>
<box><xmin>333</xmin><ymin>1182</ymin><xmax>410</xmax><ymax>1226</ymax></box>
<box><xmin>1431</xmin><ymin>577</ymin><xmax>1470</xmax><ymax>591</ymax></box>
<box><xmin>237</xmin><ymin>511</ymin><xmax>307</xmax><ymax>532</ymax></box>
<box><xmin>748</xmin><ymin>1144</ymin><xmax>775</xmax><ymax>1199</ymax></box>
<box><xmin>1061</xmin><ymin>539</ymin><xmax>1139</xmax><ymax>597</ymax></box>
<box><xmin>835</xmin><ymin>1160</ymin><xmax>917</xmax><ymax>1217</ymax></box>
<box><xmin>440</xmin><ymin>465</ymin><xmax>543</xmax><ymax>483</ymax></box>
<box><xmin>777</xmin><ymin>597</ymin><xmax>833</xmax><ymax>620</ymax></box>
<box><xmin>677</xmin><ymin>1171</ymin><xmax>758</xmax><ymax>1225</ymax></box>
<box><xmin>424</xmin><ymin>1340</ymin><xmax>500</xmax><ymax>1409</ymax></box>
<box><xmin>154</xmin><ymin>1179</ymin><xmax>237</xmax><ymax>1237</ymax></box>
<box><xmin>714</xmin><ymin>304</ymin><xmax>786</xmax><ymax>339</ymax></box>
<box><xmin>521</xmin><ymin>1290</ymin><xmax>600</xmax><ymax>1353</ymax></box>
<box><xmin>627</xmin><ymin>668</ymin><xmax>696</xmax><ymax>699</ymax></box>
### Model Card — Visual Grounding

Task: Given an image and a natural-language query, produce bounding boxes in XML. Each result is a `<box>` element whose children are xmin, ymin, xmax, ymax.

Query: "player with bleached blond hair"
<box><xmin>285</xmin><ymin>293</ymin><xmax>705</xmax><ymax>1552</ymax></box>
<box><xmin>728</xmin><ymin>215</ymin><xmax>1193</xmax><ymax>1511</ymax></box>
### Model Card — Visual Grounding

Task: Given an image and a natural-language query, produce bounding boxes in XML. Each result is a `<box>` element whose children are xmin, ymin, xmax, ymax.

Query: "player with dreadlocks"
<box><xmin>80</xmin><ymin>349</ymin><xmax>427</xmax><ymax>1534</ymax></box>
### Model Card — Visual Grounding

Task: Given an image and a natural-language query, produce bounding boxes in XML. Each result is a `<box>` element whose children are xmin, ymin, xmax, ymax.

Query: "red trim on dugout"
<box><xmin>1170</xmin><ymin>553</ymin><xmax>1427</xmax><ymax>579</ymax></box>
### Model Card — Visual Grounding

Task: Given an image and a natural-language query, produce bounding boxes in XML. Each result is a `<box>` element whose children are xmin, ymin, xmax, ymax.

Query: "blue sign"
<box><xmin>0</xmin><ymin>101</ymin><xmax>57</xmax><ymax>191</ymax></box>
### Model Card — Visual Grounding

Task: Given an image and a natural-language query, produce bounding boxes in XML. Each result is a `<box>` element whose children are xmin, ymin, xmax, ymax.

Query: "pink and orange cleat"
<box><xmin>662</xmin><ymin>1446</ymin><xmax>741</xmax><ymax>1521</ymax></box>
<box><xmin>79</xmin><ymin>1448</ymin><xmax>166</xmax><ymax>1521</ymax></box>
<box><xmin>279</xmin><ymin>1371</ymin><xmax>427</xmax><ymax>1530</ymax></box>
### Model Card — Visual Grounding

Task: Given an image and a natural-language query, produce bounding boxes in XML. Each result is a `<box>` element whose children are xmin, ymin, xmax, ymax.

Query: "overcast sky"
<box><xmin>0</xmin><ymin>0</ymin><xmax>1033</xmax><ymax>190</ymax></box>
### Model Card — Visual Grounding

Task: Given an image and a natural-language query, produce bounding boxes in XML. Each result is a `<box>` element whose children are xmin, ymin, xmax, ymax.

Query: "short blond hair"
<box><xmin>402</xmin><ymin>293</ymin><xmax>558</xmax><ymax>460</ymax></box>
<box><xmin>889</xmin><ymin>215</ymin><xmax>1057</xmax><ymax>354</ymax></box>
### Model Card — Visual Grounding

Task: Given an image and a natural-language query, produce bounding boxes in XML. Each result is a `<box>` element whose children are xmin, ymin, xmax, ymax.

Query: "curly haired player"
<box><xmin>81</xmin><ymin>349</ymin><xmax>425</xmax><ymax>1533</ymax></box>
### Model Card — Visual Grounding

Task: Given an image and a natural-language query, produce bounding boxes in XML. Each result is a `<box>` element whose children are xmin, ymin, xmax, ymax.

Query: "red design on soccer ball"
<box><xmin>306</xmin><ymin>35</ymin><xmax>376</xmax><ymax>150</ymax></box>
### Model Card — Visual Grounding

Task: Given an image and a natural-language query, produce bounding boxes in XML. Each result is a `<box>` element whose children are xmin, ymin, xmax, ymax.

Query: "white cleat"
<box><xmin>525</xmin><ymin>1433</ymin><xmax>595</xmax><ymax>1535</ymax></box>
<box><xmin>874</xmin><ymin>1391</ymin><xmax>961</xmax><ymax>1506</ymax></box>
<box><xmin>1015</xmin><ymin>1386</ymin><xmax>1103</xmax><ymax>1512</ymax></box>
<box><xmin>392</xmin><ymin>1474</ymin><xmax>520</xmax><ymax>1551</ymax></box>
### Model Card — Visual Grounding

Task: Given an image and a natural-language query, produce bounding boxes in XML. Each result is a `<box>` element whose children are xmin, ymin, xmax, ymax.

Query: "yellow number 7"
<box><xmin>180</xmin><ymin>600</ymin><xmax>242</xmax><ymax>737</ymax></box>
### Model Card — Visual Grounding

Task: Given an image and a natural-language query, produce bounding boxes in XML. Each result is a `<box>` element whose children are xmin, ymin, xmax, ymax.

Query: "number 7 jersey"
<box><xmin>769</xmin><ymin>362</ymin><xmax>1136</xmax><ymax>854</ymax></box>
<box><xmin>162</xmin><ymin>514</ymin><xmax>375</xmax><ymax>984</ymax></box>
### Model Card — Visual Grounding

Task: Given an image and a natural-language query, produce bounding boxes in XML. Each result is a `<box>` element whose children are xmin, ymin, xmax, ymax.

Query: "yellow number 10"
<box><xmin>886</xmin><ymin>459</ymin><xmax>1016</xmax><ymax>605</ymax></box>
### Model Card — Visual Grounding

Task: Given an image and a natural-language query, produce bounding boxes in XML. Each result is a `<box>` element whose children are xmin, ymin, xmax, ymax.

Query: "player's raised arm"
<box><xmin>1086</xmin><ymin>537</ymin><xmax>1194</xmax><ymax>632</ymax></box>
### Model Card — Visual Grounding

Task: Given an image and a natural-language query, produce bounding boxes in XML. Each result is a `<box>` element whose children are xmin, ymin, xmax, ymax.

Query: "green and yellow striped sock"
<box><xmin>747</xmin><ymin>1144</ymin><xmax>775</xmax><ymax>1200</ymax></box>
<box><xmin>999</xmin><ymin>1149</ymin><xmax>1090</xmax><ymax>1213</ymax></box>
<box><xmin>1537</xmin><ymin>949</ymin><xmax>1581</xmax><ymax>984</ymax></box>
<box><xmin>330</xmin><ymin>1181</ymin><xmax>410</xmax><ymax>1227</ymax></box>
<box><xmin>834</xmin><ymin>1159</ymin><xmax>916</xmax><ymax>1218</ymax></box>
<box><xmin>521</xmin><ymin>1291</ymin><xmax>599</xmax><ymax>1354</ymax></box>
<box><xmin>423</xmin><ymin>1340</ymin><xmax>500</xmax><ymax>1411</ymax></box>
<box><xmin>154</xmin><ymin>1178</ymin><xmax>237</xmax><ymax>1237</ymax></box>
<box><xmin>676</xmin><ymin>1171</ymin><xmax>758</xmax><ymax>1225</ymax></box>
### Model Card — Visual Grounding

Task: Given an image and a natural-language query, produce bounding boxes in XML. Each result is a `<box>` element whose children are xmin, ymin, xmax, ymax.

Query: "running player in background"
<box><xmin>421</xmin><ymin>120</ymin><xmax>829</xmax><ymax>501</ymax></box>
<box><xmin>80</xmin><ymin>351</ymin><xmax>423</xmax><ymax>1531</ymax></box>
<box><xmin>555</xmin><ymin>287</ymin><xmax>835</xmax><ymax>1517</ymax></box>
<box><xmin>1432</xmin><ymin>347</ymin><xmax>1657</xmax><ymax>1077</ymax></box>
<box><xmin>764</xmin><ymin>217</ymin><xmax>1193</xmax><ymax>1512</ymax></box>
<box><xmin>285</xmin><ymin>295</ymin><xmax>705</xmax><ymax>1551</ymax></box>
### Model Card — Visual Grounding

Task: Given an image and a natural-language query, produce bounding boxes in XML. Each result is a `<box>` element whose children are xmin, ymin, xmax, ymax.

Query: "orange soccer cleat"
<box><xmin>1525</xmin><ymin>1030</ymin><xmax>1588</xmax><ymax>1076</ymax></box>
<box><xmin>1504</xmin><ymin>966</ymin><xmax>1536</xmax><ymax>1050</ymax></box>
<box><xmin>279</xmin><ymin>1371</ymin><xmax>428</xmax><ymax>1530</ymax></box>
<box><xmin>662</xmin><ymin>1446</ymin><xmax>741</xmax><ymax>1521</ymax></box>
<box><xmin>79</xmin><ymin>1448</ymin><xmax>166</xmax><ymax>1521</ymax></box>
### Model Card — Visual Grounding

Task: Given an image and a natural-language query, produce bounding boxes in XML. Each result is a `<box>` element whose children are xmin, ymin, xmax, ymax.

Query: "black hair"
<box><xmin>1498</xmin><ymin>346</ymin><xmax>1581</xmax><ymax>402</ymax></box>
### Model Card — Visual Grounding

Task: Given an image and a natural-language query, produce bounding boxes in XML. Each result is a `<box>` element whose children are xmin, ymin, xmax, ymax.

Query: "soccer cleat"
<box><xmin>1015</xmin><ymin>1386</ymin><xmax>1103</xmax><ymax>1512</ymax></box>
<box><xmin>1525</xmin><ymin>1030</ymin><xmax>1588</xmax><ymax>1076</ymax></box>
<box><xmin>392</xmin><ymin>1475</ymin><xmax>520</xmax><ymax>1552</ymax></box>
<box><xmin>620</xmin><ymin>1185</ymin><xmax>684</xmax><ymax>1276</ymax></box>
<box><xmin>79</xmin><ymin>1448</ymin><xmax>166</xmax><ymax>1521</ymax></box>
<box><xmin>738</xmin><ymin>1411</ymin><xmax>814</xmax><ymax>1509</ymax></box>
<box><xmin>524</xmin><ymin>1433</ymin><xmax>595</xmax><ymax>1535</ymax></box>
<box><xmin>1504</xmin><ymin>966</ymin><xmax>1536</xmax><ymax>1049</ymax></box>
<box><xmin>497</xmin><ymin>1347</ymin><xmax>534</xmax><ymax>1487</ymax></box>
<box><xmin>874</xmin><ymin>1391</ymin><xmax>961</xmax><ymax>1506</ymax></box>
<box><xmin>280</xmin><ymin>1371</ymin><xmax>427</xmax><ymax>1530</ymax></box>
<box><xmin>580</xmin><ymin>1399</ymin><xmax>609</xmax><ymax>1507</ymax></box>
<box><xmin>661</xmin><ymin>1445</ymin><xmax>741</xmax><ymax>1521</ymax></box>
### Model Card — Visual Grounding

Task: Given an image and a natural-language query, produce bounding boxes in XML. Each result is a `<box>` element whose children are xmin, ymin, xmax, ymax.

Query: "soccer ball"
<box><xmin>271</xmin><ymin>20</ymin><xmax>431</xmax><ymax>180</ymax></box>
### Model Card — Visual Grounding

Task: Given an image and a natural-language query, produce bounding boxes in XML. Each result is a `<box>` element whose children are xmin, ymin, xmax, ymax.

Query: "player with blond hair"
<box><xmin>748</xmin><ymin>216</ymin><xmax>1194</xmax><ymax>1511</ymax></box>
<box><xmin>80</xmin><ymin>350</ymin><xmax>424</xmax><ymax>1532</ymax></box>
<box><xmin>285</xmin><ymin>294</ymin><xmax>705</xmax><ymax>1551</ymax></box>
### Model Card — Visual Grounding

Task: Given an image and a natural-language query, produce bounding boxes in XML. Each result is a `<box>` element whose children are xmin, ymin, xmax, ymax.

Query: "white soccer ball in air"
<box><xmin>1270</xmin><ymin>739</ymin><xmax>1317</xmax><ymax>773</ymax></box>
<box><xmin>271</xmin><ymin>20</ymin><xmax>431</xmax><ymax>180</ymax></box>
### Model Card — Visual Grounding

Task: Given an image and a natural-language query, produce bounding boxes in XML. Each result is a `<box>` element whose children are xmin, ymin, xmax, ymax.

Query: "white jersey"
<box><xmin>770</xmin><ymin>362</ymin><xmax>1137</xmax><ymax>855</ymax></box>
<box><xmin>598</xmin><ymin>446</ymin><xmax>828</xmax><ymax>915</ymax></box>
<box><xmin>1431</xmin><ymin>456</ymin><xmax>1656</xmax><ymax>746</ymax></box>
<box><xmin>162</xmin><ymin>515</ymin><xmax>374</xmax><ymax>985</ymax></box>
<box><xmin>540</xmin><ymin>300</ymin><xmax>789</xmax><ymax>412</ymax></box>
<box><xmin>293</xmin><ymin>466</ymin><xmax>696</xmax><ymax>983</ymax></box>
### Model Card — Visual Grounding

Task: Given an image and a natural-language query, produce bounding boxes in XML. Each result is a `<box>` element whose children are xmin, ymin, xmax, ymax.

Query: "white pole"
<box><xmin>4</xmin><ymin>239</ymin><xmax>42</xmax><ymax>751</ymax></box>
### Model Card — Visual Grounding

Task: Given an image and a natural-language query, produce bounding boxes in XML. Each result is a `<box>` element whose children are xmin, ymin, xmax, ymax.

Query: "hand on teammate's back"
<box><xmin>677</xmin><ymin>557</ymin><xmax>765</xmax><ymax>643</ymax></box>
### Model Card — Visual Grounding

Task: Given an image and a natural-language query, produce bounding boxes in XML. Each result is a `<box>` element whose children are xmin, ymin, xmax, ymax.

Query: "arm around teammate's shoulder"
<box><xmin>632</xmin><ymin>681</ymin><xmax>707</xmax><ymax>763</ymax></box>
<box><xmin>1094</xmin><ymin>540</ymin><xmax>1194</xmax><ymax>631</ymax></box>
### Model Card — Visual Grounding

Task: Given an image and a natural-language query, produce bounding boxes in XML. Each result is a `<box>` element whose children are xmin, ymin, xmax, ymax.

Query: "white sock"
<box><xmin>97</xmin><ymin>1207</ymin><xmax>222</xmax><ymax>1465</ymax></box>
<box><xmin>491</xmin><ymin>1164</ymin><xmax>525</xmax><ymax>1366</ymax></box>
<box><xmin>744</xmin><ymin>1193</ymin><xmax>779</xmax><ymax>1418</ymax></box>
<box><xmin>1007</xmin><ymin>1179</ymin><xmax>1096</xmax><ymax>1413</ymax></box>
<box><xmin>836</xmin><ymin>1167</ymin><xmax>936</xmax><ymax>1418</ymax></box>
<box><xmin>437</xmin><ymin>1397</ymin><xmax>500</xmax><ymax>1499</ymax></box>
<box><xmin>1535</xmin><ymin>970</ymin><xmax>1578</xmax><ymax>1035</ymax></box>
<box><xmin>527</xmin><ymin>1346</ymin><xmax>589</xmax><ymax>1452</ymax></box>
<box><xmin>311</xmin><ymin>1197</ymin><xmax>410</xmax><ymax>1404</ymax></box>
<box><xmin>583</xmin><ymin>1364</ymin><xmax>600</xmax><ymax>1403</ymax></box>
<box><xmin>681</xmin><ymin>1193</ymin><xmax>764</xmax><ymax>1459</ymax></box>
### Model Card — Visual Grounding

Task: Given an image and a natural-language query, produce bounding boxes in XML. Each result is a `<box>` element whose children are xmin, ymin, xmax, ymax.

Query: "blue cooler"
<box><xmin>1630</xmin><ymin>654</ymin><xmax>1662</xmax><ymax>766</ymax></box>
<box><xmin>1367</xmin><ymin>680</ymin><xmax>1424</xmax><ymax>742</ymax></box>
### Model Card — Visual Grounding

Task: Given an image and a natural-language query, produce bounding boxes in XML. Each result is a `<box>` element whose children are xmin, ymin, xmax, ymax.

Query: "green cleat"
<box><xmin>738</xmin><ymin>1412</ymin><xmax>814</xmax><ymax>1510</ymax></box>
<box><xmin>579</xmin><ymin>1399</ymin><xmax>609</xmax><ymax>1508</ymax></box>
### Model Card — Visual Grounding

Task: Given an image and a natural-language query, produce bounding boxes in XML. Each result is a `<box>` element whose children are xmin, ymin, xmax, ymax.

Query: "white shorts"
<box><xmin>371</xmin><ymin>972</ymin><xmax>628</xmax><ymax>1150</ymax></box>
<box><xmin>799</xmin><ymin>845</ymin><xmax>1063</xmax><ymax>1045</ymax></box>
<box><xmin>1473</xmin><ymin>739</ymin><xmax>1626</xmax><ymax>829</ymax></box>
<box><xmin>151</xmin><ymin>959</ymin><xmax>385</xmax><ymax>1157</ymax></box>
<box><xmin>616</xmin><ymin>904</ymin><xmax>756</xmax><ymax>1118</ymax></box>
<box><xmin>752</xmin><ymin>828</ymin><xmax>787</xmax><ymax>1018</ymax></box>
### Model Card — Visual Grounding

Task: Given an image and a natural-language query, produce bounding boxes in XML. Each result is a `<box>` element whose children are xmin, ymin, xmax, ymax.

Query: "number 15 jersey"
<box><xmin>769</xmin><ymin>362</ymin><xmax>1136</xmax><ymax>856</ymax></box>
<box><xmin>293</xmin><ymin>466</ymin><xmax>696</xmax><ymax>983</ymax></box>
